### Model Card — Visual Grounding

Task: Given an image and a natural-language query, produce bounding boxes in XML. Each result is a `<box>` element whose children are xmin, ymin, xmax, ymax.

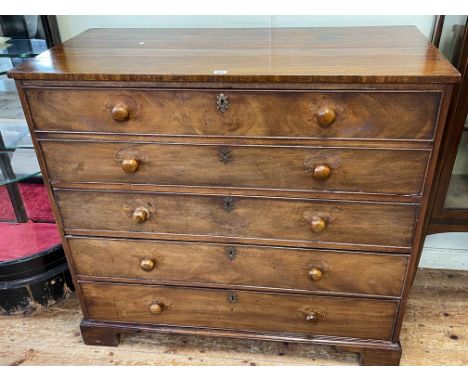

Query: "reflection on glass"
<box><xmin>438</xmin><ymin>16</ymin><xmax>467</xmax><ymax>63</ymax></box>
<box><xmin>0</xmin><ymin>148</ymin><xmax>41</xmax><ymax>186</ymax></box>
<box><xmin>445</xmin><ymin>117</ymin><xmax>468</xmax><ymax>209</ymax></box>
<box><xmin>439</xmin><ymin>16</ymin><xmax>468</xmax><ymax>210</ymax></box>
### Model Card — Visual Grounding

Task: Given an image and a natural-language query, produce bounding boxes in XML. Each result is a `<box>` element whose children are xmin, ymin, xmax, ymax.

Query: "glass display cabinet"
<box><xmin>0</xmin><ymin>15</ymin><xmax>71</xmax><ymax>315</ymax></box>
<box><xmin>428</xmin><ymin>16</ymin><xmax>468</xmax><ymax>233</ymax></box>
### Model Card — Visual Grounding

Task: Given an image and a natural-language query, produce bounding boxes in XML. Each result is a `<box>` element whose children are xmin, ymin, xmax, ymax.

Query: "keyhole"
<box><xmin>227</xmin><ymin>293</ymin><xmax>238</xmax><ymax>304</ymax></box>
<box><xmin>226</xmin><ymin>246</ymin><xmax>237</xmax><ymax>261</ymax></box>
<box><xmin>216</xmin><ymin>93</ymin><xmax>229</xmax><ymax>113</ymax></box>
<box><xmin>223</xmin><ymin>197</ymin><xmax>235</xmax><ymax>212</ymax></box>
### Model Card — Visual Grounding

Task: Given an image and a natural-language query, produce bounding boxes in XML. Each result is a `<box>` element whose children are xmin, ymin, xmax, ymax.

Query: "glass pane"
<box><xmin>445</xmin><ymin>117</ymin><xmax>468</xmax><ymax>209</ymax></box>
<box><xmin>0</xmin><ymin>120</ymin><xmax>29</xmax><ymax>149</ymax></box>
<box><xmin>445</xmin><ymin>122</ymin><xmax>468</xmax><ymax>209</ymax></box>
<box><xmin>0</xmin><ymin>39</ymin><xmax>47</xmax><ymax>58</ymax></box>
<box><xmin>0</xmin><ymin>148</ymin><xmax>41</xmax><ymax>186</ymax></box>
<box><xmin>439</xmin><ymin>16</ymin><xmax>468</xmax><ymax>210</ymax></box>
<box><xmin>438</xmin><ymin>16</ymin><xmax>467</xmax><ymax>64</ymax></box>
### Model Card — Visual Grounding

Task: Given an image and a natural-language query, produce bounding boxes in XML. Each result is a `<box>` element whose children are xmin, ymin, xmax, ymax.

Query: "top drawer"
<box><xmin>25</xmin><ymin>88</ymin><xmax>440</xmax><ymax>140</ymax></box>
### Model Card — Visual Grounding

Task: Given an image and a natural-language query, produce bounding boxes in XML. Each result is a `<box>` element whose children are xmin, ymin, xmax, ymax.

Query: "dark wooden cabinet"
<box><xmin>429</xmin><ymin>16</ymin><xmax>468</xmax><ymax>233</ymax></box>
<box><xmin>9</xmin><ymin>27</ymin><xmax>459</xmax><ymax>365</ymax></box>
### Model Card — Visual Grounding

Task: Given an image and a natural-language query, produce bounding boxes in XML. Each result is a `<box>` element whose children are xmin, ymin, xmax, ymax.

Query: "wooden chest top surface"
<box><xmin>8</xmin><ymin>26</ymin><xmax>459</xmax><ymax>84</ymax></box>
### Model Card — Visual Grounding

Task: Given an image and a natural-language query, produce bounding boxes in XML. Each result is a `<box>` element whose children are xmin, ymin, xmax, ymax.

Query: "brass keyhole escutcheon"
<box><xmin>219</xmin><ymin>147</ymin><xmax>232</xmax><ymax>164</ymax></box>
<box><xmin>227</xmin><ymin>292</ymin><xmax>238</xmax><ymax>304</ymax></box>
<box><xmin>216</xmin><ymin>93</ymin><xmax>229</xmax><ymax>113</ymax></box>
<box><xmin>223</xmin><ymin>197</ymin><xmax>235</xmax><ymax>212</ymax></box>
<box><xmin>225</xmin><ymin>246</ymin><xmax>237</xmax><ymax>261</ymax></box>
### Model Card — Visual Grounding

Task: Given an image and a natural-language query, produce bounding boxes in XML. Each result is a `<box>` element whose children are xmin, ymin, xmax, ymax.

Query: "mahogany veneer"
<box><xmin>69</xmin><ymin>238</ymin><xmax>408</xmax><ymax>296</ymax></box>
<box><xmin>9</xmin><ymin>27</ymin><xmax>460</xmax><ymax>365</ymax></box>
<box><xmin>41</xmin><ymin>141</ymin><xmax>431</xmax><ymax>195</ymax></box>
<box><xmin>26</xmin><ymin>88</ymin><xmax>441</xmax><ymax>139</ymax></box>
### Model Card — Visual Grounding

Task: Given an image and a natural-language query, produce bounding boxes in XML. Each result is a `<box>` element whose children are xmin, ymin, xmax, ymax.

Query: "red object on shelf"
<box><xmin>0</xmin><ymin>220</ymin><xmax>61</xmax><ymax>262</ymax></box>
<box><xmin>0</xmin><ymin>183</ymin><xmax>54</xmax><ymax>222</ymax></box>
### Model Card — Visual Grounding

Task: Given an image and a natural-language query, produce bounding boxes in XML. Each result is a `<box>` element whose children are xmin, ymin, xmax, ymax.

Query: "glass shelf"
<box><xmin>0</xmin><ymin>39</ymin><xmax>47</xmax><ymax>58</ymax></box>
<box><xmin>0</xmin><ymin>42</ymin><xmax>45</xmax><ymax>222</ymax></box>
<box><xmin>0</xmin><ymin>120</ymin><xmax>30</xmax><ymax>150</ymax></box>
<box><xmin>0</xmin><ymin>148</ymin><xmax>41</xmax><ymax>186</ymax></box>
<box><xmin>16</xmin><ymin>133</ymin><xmax>33</xmax><ymax>148</ymax></box>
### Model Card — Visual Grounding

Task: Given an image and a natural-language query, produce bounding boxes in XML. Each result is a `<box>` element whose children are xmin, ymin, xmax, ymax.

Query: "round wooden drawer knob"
<box><xmin>132</xmin><ymin>207</ymin><xmax>150</xmax><ymax>224</ymax></box>
<box><xmin>140</xmin><ymin>258</ymin><xmax>156</xmax><ymax>272</ymax></box>
<box><xmin>317</xmin><ymin>107</ymin><xmax>336</xmax><ymax>127</ymax></box>
<box><xmin>312</xmin><ymin>164</ymin><xmax>332</xmax><ymax>180</ymax></box>
<box><xmin>149</xmin><ymin>302</ymin><xmax>163</xmax><ymax>315</ymax></box>
<box><xmin>121</xmin><ymin>158</ymin><xmax>139</xmax><ymax>173</ymax></box>
<box><xmin>306</xmin><ymin>312</ymin><xmax>320</xmax><ymax>323</ymax></box>
<box><xmin>308</xmin><ymin>267</ymin><xmax>323</xmax><ymax>281</ymax></box>
<box><xmin>111</xmin><ymin>104</ymin><xmax>130</xmax><ymax>122</ymax></box>
<box><xmin>310</xmin><ymin>216</ymin><xmax>327</xmax><ymax>233</ymax></box>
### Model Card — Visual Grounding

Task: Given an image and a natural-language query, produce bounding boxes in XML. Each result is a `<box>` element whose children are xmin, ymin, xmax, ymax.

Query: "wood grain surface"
<box><xmin>26</xmin><ymin>88</ymin><xmax>440</xmax><ymax>139</ymax></box>
<box><xmin>80</xmin><ymin>282</ymin><xmax>398</xmax><ymax>341</ymax></box>
<box><xmin>55</xmin><ymin>190</ymin><xmax>418</xmax><ymax>251</ymax></box>
<box><xmin>8</xmin><ymin>26</ymin><xmax>461</xmax><ymax>365</ymax></box>
<box><xmin>68</xmin><ymin>237</ymin><xmax>408</xmax><ymax>297</ymax></box>
<box><xmin>8</xmin><ymin>27</ymin><xmax>460</xmax><ymax>83</ymax></box>
<box><xmin>41</xmin><ymin>140</ymin><xmax>431</xmax><ymax>195</ymax></box>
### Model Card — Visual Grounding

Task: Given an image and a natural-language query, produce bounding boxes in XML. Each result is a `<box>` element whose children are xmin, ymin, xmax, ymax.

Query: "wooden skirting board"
<box><xmin>421</xmin><ymin>233</ymin><xmax>468</xmax><ymax>270</ymax></box>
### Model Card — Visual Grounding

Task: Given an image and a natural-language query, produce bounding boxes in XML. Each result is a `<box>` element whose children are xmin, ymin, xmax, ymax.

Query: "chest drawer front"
<box><xmin>56</xmin><ymin>190</ymin><xmax>417</xmax><ymax>250</ymax></box>
<box><xmin>42</xmin><ymin>141</ymin><xmax>430</xmax><ymax>195</ymax></box>
<box><xmin>70</xmin><ymin>238</ymin><xmax>408</xmax><ymax>296</ymax></box>
<box><xmin>27</xmin><ymin>88</ymin><xmax>440</xmax><ymax>140</ymax></box>
<box><xmin>81</xmin><ymin>282</ymin><xmax>397</xmax><ymax>340</ymax></box>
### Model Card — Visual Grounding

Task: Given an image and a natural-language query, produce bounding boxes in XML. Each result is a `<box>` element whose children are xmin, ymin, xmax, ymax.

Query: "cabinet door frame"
<box><xmin>428</xmin><ymin>17</ymin><xmax>468</xmax><ymax>234</ymax></box>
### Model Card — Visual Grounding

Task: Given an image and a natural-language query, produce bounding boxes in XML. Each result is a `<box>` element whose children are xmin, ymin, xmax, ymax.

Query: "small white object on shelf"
<box><xmin>0</xmin><ymin>36</ymin><xmax>12</xmax><ymax>46</ymax></box>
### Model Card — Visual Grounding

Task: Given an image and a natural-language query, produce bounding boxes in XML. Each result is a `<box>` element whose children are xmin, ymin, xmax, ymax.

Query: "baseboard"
<box><xmin>420</xmin><ymin>232</ymin><xmax>468</xmax><ymax>270</ymax></box>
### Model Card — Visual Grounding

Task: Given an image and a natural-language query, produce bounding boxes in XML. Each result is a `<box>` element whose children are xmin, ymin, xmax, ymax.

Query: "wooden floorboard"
<box><xmin>0</xmin><ymin>268</ymin><xmax>466</xmax><ymax>366</ymax></box>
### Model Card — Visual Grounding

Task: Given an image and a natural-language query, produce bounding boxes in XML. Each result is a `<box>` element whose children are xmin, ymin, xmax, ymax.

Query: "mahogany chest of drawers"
<box><xmin>9</xmin><ymin>27</ymin><xmax>460</xmax><ymax>365</ymax></box>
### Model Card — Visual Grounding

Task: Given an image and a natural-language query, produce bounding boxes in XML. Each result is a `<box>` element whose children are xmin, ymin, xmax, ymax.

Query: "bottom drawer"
<box><xmin>80</xmin><ymin>282</ymin><xmax>398</xmax><ymax>341</ymax></box>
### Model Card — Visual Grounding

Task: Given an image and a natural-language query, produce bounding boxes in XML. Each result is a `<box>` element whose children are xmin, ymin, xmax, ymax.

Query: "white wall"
<box><xmin>57</xmin><ymin>15</ymin><xmax>435</xmax><ymax>42</ymax></box>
